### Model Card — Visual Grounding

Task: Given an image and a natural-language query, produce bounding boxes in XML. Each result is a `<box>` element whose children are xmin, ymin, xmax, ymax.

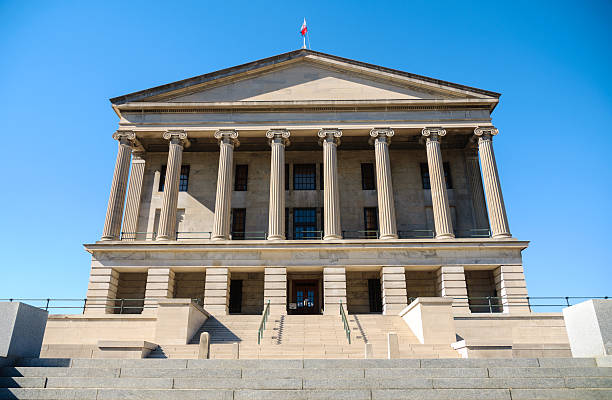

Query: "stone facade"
<box><xmin>55</xmin><ymin>50</ymin><xmax>544</xmax><ymax>356</ymax></box>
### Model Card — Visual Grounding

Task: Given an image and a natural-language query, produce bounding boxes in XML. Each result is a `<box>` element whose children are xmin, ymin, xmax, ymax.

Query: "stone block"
<box><xmin>563</xmin><ymin>299</ymin><xmax>612</xmax><ymax>357</ymax></box>
<box><xmin>187</xmin><ymin>359</ymin><xmax>302</xmax><ymax>369</ymax></box>
<box><xmin>45</xmin><ymin>376</ymin><xmax>173</xmax><ymax>389</ymax></box>
<box><xmin>173</xmin><ymin>377</ymin><xmax>302</xmax><ymax>389</ymax></box>
<box><xmin>509</xmin><ymin>389</ymin><xmax>612</xmax><ymax>400</ymax></box>
<box><xmin>95</xmin><ymin>340</ymin><xmax>157</xmax><ymax>359</ymax></box>
<box><xmin>234</xmin><ymin>389</ymin><xmax>371</xmax><ymax>400</ymax></box>
<box><xmin>400</xmin><ymin>297</ymin><xmax>455</xmax><ymax>345</ymax></box>
<box><xmin>0</xmin><ymin>388</ymin><xmax>98</xmax><ymax>399</ymax></box>
<box><xmin>120</xmin><ymin>367</ymin><xmax>240</xmax><ymax>378</ymax></box>
<box><xmin>0</xmin><ymin>377</ymin><xmax>46</xmax><ymax>388</ymax></box>
<box><xmin>96</xmin><ymin>388</ymin><xmax>233</xmax><ymax>400</ymax></box>
<box><xmin>0</xmin><ymin>302</ymin><xmax>48</xmax><ymax>359</ymax></box>
<box><xmin>387</xmin><ymin>332</ymin><xmax>399</xmax><ymax>359</ymax></box>
<box><xmin>366</xmin><ymin>368</ymin><xmax>488</xmax><ymax>379</ymax></box>
<box><xmin>371</xmin><ymin>389</ymin><xmax>511</xmax><ymax>399</ymax></box>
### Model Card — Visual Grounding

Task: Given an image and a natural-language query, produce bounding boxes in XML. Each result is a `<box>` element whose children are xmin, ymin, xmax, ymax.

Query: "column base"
<box><xmin>267</xmin><ymin>235</ymin><xmax>285</xmax><ymax>241</ymax></box>
<box><xmin>492</xmin><ymin>233</ymin><xmax>512</xmax><ymax>239</ymax></box>
<box><xmin>323</xmin><ymin>234</ymin><xmax>342</xmax><ymax>240</ymax></box>
<box><xmin>156</xmin><ymin>235</ymin><xmax>171</xmax><ymax>241</ymax></box>
<box><xmin>211</xmin><ymin>235</ymin><xmax>229</xmax><ymax>241</ymax></box>
<box><xmin>435</xmin><ymin>233</ymin><xmax>455</xmax><ymax>239</ymax></box>
<box><xmin>100</xmin><ymin>236</ymin><xmax>116</xmax><ymax>241</ymax></box>
<box><xmin>379</xmin><ymin>233</ymin><xmax>398</xmax><ymax>240</ymax></box>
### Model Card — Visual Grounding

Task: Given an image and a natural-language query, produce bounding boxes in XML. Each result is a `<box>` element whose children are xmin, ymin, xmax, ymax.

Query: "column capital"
<box><xmin>317</xmin><ymin>128</ymin><xmax>342</xmax><ymax>145</ymax></box>
<box><xmin>421</xmin><ymin>127</ymin><xmax>446</xmax><ymax>141</ymax></box>
<box><xmin>474</xmin><ymin>126</ymin><xmax>499</xmax><ymax>141</ymax></box>
<box><xmin>266</xmin><ymin>129</ymin><xmax>291</xmax><ymax>146</ymax></box>
<box><xmin>112</xmin><ymin>130</ymin><xmax>136</xmax><ymax>144</ymax></box>
<box><xmin>162</xmin><ymin>130</ymin><xmax>190</xmax><ymax>147</ymax></box>
<box><xmin>369</xmin><ymin>127</ymin><xmax>394</xmax><ymax>145</ymax></box>
<box><xmin>214</xmin><ymin>129</ymin><xmax>240</xmax><ymax>147</ymax></box>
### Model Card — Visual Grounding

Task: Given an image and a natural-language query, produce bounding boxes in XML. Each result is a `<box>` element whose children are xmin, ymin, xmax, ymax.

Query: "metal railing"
<box><xmin>398</xmin><ymin>229</ymin><xmax>435</xmax><ymax>239</ymax></box>
<box><xmin>120</xmin><ymin>232</ymin><xmax>157</xmax><ymax>240</ymax></box>
<box><xmin>292</xmin><ymin>230</ymin><xmax>323</xmax><ymax>240</ymax></box>
<box><xmin>232</xmin><ymin>231</ymin><xmax>267</xmax><ymax>240</ymax></box>
<box><xmin>0</xmin><ymin>298</ymin><xmax>203</xmax><ymax>314</ymax></box>
<box><xmin>454</xmin><ymin>228</ymin><xmax>491</xmax><ymax>238</ymax></box>
<box><xmin>257</xmin><ymin>300</ymin><xmax>271</xmax><ymax>345</ymax></box>
<box><xmin>342</xmin><ymin>230</ymin><xmax>379</xmax><ymax>239</ymax></box>
<box><xmin>176</xmin><ymin>231</ymin><xmax>212</xmax><ymax>240</ymax></box>
<box><xmin>339</xmin><ymin>300</ymin><xmax>351</xmax><ymax>344</ymax></box>
<box><xmin>449</xmin><ymin>296</ymin><xmax>610</xmax><ymax>313</ymax></box>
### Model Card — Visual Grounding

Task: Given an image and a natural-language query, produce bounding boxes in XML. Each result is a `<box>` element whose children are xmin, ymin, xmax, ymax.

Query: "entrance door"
<box><xmin>229</xmin><ymin>280</ymin><xmax>243</xmax><ymax>313</ymax></box>
<box><xmin>292</xmin><ymin>281</ymin><xmax>319</xmax><ymax>314</ymax></box>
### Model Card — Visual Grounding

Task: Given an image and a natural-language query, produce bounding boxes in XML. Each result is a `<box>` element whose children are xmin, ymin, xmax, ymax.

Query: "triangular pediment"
<box><xmin>110</xmin><ymin>50</ymin><xmax>499</xmax><ymax>105</ymax></box>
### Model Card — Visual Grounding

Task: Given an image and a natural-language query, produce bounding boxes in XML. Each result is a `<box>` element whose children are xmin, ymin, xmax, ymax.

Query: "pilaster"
<box><xmin>85</xmin><ymin>267</ymin><xmax>119</xmax><ymax>314</ymax></box>
<box><xmin>323</xmin><ymin>267</ymin><xmax>346</xmax><ymax>315</ymax></box>
<box><xmin>380</xmin><ymin>266</ymin><xmax>408</xmax><ymax>315</ymax></box>
<box><xmin>264</xmin><ymin>267</ymin><xmax>287</xmax><ymax>314</ymax></box>
<box><xmin>204</xmin><ymin>267</ymin><xmax>230</xmax><ymax>315</ymax></box>
<box><xmin>494</xmin><ymin>265</ymin><xmax>530</xmax><ymax>313</ymax></box>
<box><xmin>144</xmin><ymin>268</ymin><xmax>175</xmax><ymax>312</ymax></box>
<box><xmin>436</xmin><ymin>265</ymin><xmax>469</xmax><ymax>313</ymax></box>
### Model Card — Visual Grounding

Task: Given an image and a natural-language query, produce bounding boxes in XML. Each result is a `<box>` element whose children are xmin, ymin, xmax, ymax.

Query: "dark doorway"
<box><xmin>368</xmin><ymin>279</ymin><xmax>383</xmax><ymax>313</ymax></box>
<box><xmin>229</xmin><ymin>280</ymin><xmax>243</xmax><ymax>313</ymax></box>
<box><xmin>291</xmin><ymin>280</ymin><xmax>320</xmax><ymax>314</ymax></box>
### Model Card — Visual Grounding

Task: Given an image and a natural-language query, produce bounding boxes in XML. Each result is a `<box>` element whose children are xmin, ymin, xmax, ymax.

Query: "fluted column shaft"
<box><xmin>101</xmin><ymin>131</ymin><xmax>135</xmax><ymax>240</ymax></box>
<box><xmin>422</xmin><ymin>128</ymin><xmax>454</xmax><ymax>239</ymax></box>
<box><xmin>475</xmin><ymin>127</ymin><xmax>511</xmax><ymax>238</ymax></box>
<box><xmin>318</xmin><ymin>129</ymin><xmax>342</xmax><ymax>240</ymax></box>
<box><xmin>157</xmin><ymin>131</ymin><xmax>188</xmax><ymax>241</ymax></box>
<box><xmin>267</xmin><ymin>130</ymin><xmax>290</xmax><ymax>240</ymax></box>
<box><xmin>212</xmin><ymin>130</ymin><xmax>239</xmax><ymax>240</ymax></box>
<box><xmin>122</xmin><ymin>151</ymin><xmax>146</xmax><ymax>240</ymax></box>
<box><xmin>370</xmin><ymin>128</ymin><xmax>398</xmax><ymax>239</ymax></box>
<box><xmin>465</xmin><ymin>147</ymin><xmax>489</xmax><ymax>230</ymax></box>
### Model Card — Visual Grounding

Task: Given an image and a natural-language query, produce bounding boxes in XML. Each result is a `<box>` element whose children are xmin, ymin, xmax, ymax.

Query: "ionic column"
<box><xmin>157</xmin><ymin>131</ymin><xmax>188</xmax><ymax>241</ymax></box>
<box><xmin>474</xmin><ymin>127</ymin><xmax>511</xmax><ymax>239</ymax></box>
<box><xmin>370</xmin><ymin>128</ymin><xmax>398</xmax><ymax>239</ymax></box>
<box><xmin>465</xmin><ymin>146</ymin><xmax>490</xmax><ymax>230</ymax></box>
<box><xmin>318</xmin><ymin>128</ymin><xmax>342</xmax><ymax>240</ymax></box>
<box><xmin>212</xmin><ymin>130</ymin><xmax>239</xmax><ymax>240</ymax></box>
<box><xmin>422</xmin><ymin>127</ymin><xmax>454</xmax><ymax>239</ymax></box>
<box><xmin>266</xmin><ymin>129</ymin><xmax>290</xmax><ymax>240</ymax></box>
<box><xmin>101</xmin><ymin>131</ymin><xmax>136</xmax><ymax>240</ymax></box>
<box><xmin>122</xmin><ymin>151</ymin><xmax>146</xmax><ymax>240</ymax></box>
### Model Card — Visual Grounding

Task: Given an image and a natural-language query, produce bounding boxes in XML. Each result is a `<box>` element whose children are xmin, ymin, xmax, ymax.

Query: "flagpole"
<box><xmin>303</xmin><ymin>35</ymin><xmax>306</xmax><ymax>49</ymax></box>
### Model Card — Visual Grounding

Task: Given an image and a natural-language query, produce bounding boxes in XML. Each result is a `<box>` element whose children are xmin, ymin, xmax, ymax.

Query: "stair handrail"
<box><xmin>257</xmin><ymin>300</ymin><xmax>271</xmax><ymax>344</ymax></box>
<box><xmin>339</xmin><ymin>300</ymin><xmax>351</xmax><ymax>344</ymax></box>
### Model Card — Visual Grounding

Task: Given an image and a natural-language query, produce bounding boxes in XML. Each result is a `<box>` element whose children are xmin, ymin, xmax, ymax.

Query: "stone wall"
<box><xmin>136</xmin><ymin>148</ymin><xmax>478</xmax><ymax>236</ymax></box>
<box><xmin>114</xmin><ymin>272</ymin><xmax>147</xmax><ymax>314</ymax></box>
<box><xmin>346</xmin><ymin>271</ymin><xmax>380</xmax><ymax>313</ymax></box>
<box><xmin>230</xmin><ymin>272</ymin><xmax>264</xmax><ymax>315</ymax></box>
<box><xmin>405</xmin><ymin>270</ymin><xmax>437</xmax><ymax>301</ymax></box>
<box><xmin>173</xmin><ymin>272</ymin><xmax>206</xmax><ymax>305</ymax></box>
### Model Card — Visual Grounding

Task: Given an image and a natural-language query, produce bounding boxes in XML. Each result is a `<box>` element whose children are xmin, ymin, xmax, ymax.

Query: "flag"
<box><xmin>300</xmin><ymin>18</ymin><xmax>307</xmax><ymax>36</ymax></box>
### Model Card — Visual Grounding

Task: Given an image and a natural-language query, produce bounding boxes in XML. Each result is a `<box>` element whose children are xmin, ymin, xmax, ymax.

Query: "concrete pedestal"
<box><xmin>563</xmin><ymin>299</ymin><xmax>612</xmax><ymax>358</ymax></box>
<box><xmin>0</xmin><ymin>302</ymin><xmax>48</xmax><ymax>359</ymax></box>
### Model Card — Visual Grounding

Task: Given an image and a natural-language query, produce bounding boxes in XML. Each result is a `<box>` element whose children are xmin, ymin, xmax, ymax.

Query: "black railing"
<box><xmin>342</xmin><ymin>230</ymin><xmax>379</xmax><ymax>239</ymax></box>
<box><xmin>398</xmin><ymin>229</ymin><xmax>435</xmax><ymax>239</ymax></box>
<box><xmin>454</xmin><ymin>228</ymin><xmax>491</xmax><ymax>238</ymax></box>
<box><xmin>176</xmin><ymin>231</ymin><xmax>212</xmax><ymax>240</ymax></box>
<box><xmin>292</xmin><ymin>230</ymin><xmax>323</xmax><ymax>240</ymax></box>
<box><xmin>120</xmin><ymin>231</ymin><xmax>157</xmax><ymax>240</ymax></box>
<box><xmin>0</xmin><ymin>298</ymin><xmax>203</xmax><ymax>314</ymax></box>
<box><xmin>231</xmin><ymin>231</ymin><xmax>267</xmax><ymax>240</ymax></box>
<box><xmin>257</xmin><ymin>300</ymin><xmax>271</xmax><ymax>345</ymax></box>
<box><xmin>450</xmin><ymin>296</ymin><xmax>610</xmax><ymax>313</ymax></box>
<box><xmin>339</xmin><ymin>300</ymin><xmax>351</xmax><ymax>344</ymax></box>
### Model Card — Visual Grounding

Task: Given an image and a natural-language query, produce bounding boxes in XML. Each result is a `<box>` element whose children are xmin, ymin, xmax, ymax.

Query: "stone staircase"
<box><xmin>148</xmin><ymin>313</ymin><xmax>460</xmax><ymax>359</ymax></box>
<box><xmin>1</xmin><ymin>357</ymin><xmax>610</xmax><ymax>399</ymax></box>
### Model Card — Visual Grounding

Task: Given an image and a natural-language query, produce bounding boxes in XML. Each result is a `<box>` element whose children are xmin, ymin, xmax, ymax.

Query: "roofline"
<box><xmin>109</xmin><ymin>49</ymin><xmax>501</xmax><ymax>105</ymax></box>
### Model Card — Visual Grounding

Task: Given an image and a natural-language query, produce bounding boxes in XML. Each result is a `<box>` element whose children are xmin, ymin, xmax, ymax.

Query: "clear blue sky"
<box><xmin>1</xmin><ymin>1</ymin><xmax>610</xmax><ymax>304</ymax></box>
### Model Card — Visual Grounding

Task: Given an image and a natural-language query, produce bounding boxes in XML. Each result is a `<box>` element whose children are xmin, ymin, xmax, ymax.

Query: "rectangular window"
<box><xmin>420</xmin><ymin>162</ymin><xmax>452</xmax><ymax>189</ymax></box>
<box><xmin>364</xmin><ymin>207</ymin><xmax>378</xmax><ymax>238</ymax></box>
<box><xmin>234</xmin><ymin>165</ymin><xmax>248</xmax><ymax>191</ymax></box>
<box><xmin>293</xmin><ymin>208</ymin><xmax>317</xmax><ymax>239</ymax></box>
<box><xmin>361</xmin><ymin>163</ymin><xmax>376</xmax><ymax>190</ymax></box>
<box><xmin>293</xmin><ymin>164</ymin><xmax>316</xmax><ymax>190</ymax></box>
<box><xmin>159</xmin><ymin>165</ymin><xmax>190</xmax><ymax>192</ymax></box>
<box><xmin>179</xmin><ymin>165</ymin><xmax>190</xmax><ymax>192</ymax></box>
<box><xmin>231</xmin><ymin>208</ymin><xmax>246</xmax><ymax>240</ymax></box>
<box><xmin>285</xmin><ymin>164</ymin><xmax>289</xmax><ymax>190</ymax></box>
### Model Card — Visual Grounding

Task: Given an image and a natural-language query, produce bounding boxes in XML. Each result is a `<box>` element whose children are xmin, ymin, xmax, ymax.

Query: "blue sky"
<box><xmin>0</xmin><ymin>1</ymin><xmax>610</xmax><ymax>305</ymax></box>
